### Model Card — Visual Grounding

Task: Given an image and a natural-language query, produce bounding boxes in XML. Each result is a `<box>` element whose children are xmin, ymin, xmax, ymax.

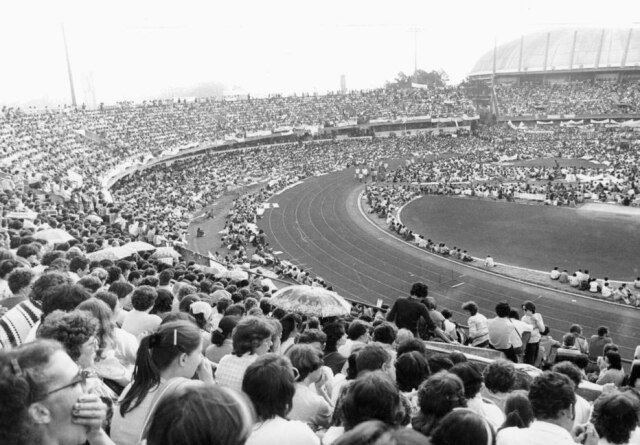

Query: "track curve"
<box><xmin>261</xmin><ymin>169</ymin><xmax>640</xmax><ymax>359</ymax></box>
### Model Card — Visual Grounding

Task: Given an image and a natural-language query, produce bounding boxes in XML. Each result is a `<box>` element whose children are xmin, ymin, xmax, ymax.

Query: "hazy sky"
<box><xmin>1</xmin><ymin>0</ymin><xmax>638</xmax><ymax>107</ymax></box>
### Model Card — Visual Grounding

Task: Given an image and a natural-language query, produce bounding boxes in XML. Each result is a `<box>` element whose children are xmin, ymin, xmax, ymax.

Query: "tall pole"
<box><xmin>61</xmin><ymin>24</ymin><xmax>77</xmax><ymax>107</ymax></box>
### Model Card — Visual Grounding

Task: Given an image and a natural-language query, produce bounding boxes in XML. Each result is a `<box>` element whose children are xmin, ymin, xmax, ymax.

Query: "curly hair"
<box><xmin>483</xmin><ymin>360</ymin><xmax>516</xmax><ymax>393</ymax></box>
<box><xmin>37</xmin><ymin>310</ymin><xmax>98</xmax><ymax>361</ymax></box>
<box><xmin>592</xmin><ymin>393</ymin><xmax>639</xmax><ymax>444</ymax></box>
<box><xmin>410</xmin><ymin>282</ymin><xmax>429</xmax><ymax>298</ymax></box>
<box><xmin>342</xmin><ymin>371</ymin><xmax>401</xmax><ymax>431</ymax></box>
<box><xmin>417</xmin><ymin>371</ymin><xmax>467</xmax><ymax>418</ymax></box>
<box><xmin>528</xmin><ymin>372</ymin><xmax>575</xmax><ymax>421</ymax></box>
<box><xmin>232</xmin><ymin>316</ymin><xmax>274</xmax><ymax>356</ymax></box>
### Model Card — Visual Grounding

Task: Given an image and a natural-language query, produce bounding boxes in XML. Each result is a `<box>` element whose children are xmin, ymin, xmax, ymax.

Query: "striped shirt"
<box><xmin>0</xmin><ymin>300</ymin><xmax>42</xmax><ymax>349</ymax></box>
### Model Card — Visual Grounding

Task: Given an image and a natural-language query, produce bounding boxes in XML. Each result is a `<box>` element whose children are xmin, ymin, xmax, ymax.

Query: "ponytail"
<box><xmin>119</xmin><ymin>321</ymin><xmax>201</xmax><ymax>416</ymax></box>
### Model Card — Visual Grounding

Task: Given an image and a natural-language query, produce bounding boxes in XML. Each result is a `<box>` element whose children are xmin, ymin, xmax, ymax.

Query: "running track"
<box><xmin>260</xmin><ymin>169</ymin><xmax>640</xmax><ymax>359</ymax></box>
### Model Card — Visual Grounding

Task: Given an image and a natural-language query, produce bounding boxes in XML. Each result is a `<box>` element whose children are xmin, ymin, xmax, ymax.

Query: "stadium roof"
<box><xmin>470</xmin><ymin>28</ymin><xmax>640</xmax><ymax>77</ymax></box>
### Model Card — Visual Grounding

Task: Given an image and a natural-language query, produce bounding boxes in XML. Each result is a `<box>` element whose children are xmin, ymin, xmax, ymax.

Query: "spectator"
<box><xmin>286</xmin><ymin>344</ymin><xmax>333</xmax><ymax>430</ymax></box>
<box><xmin>216</xmin><ymin>316</ymin><xmax>274</xmax><ymax>392</ymax></box>
<box><xmin>449</xmin><ymin>362</ymin><xmax>505</xmax><ymax>430</ymax></box>
<box><xmin>487</xmin><ymin>302</ymin><xmax>520</xmax><ymax>362</ymax></box>
<box><xmin>121</xmin><ymin>286</ymin><xmax>162</xmax><ymax>338</ymax></box>
<box><xmin>0</xmin><ymin>339</ymin><xmax>111</xmax><ymax>445</ymax></box>
<box><xmin>412</xmin><ymin>371</ymin><xmax>467</xmax><ymax>438</ymax></box>
<box><xmin>323</xmin><ymin>322</ymin><xmax>348</xmax><ymax>375</ymax></box>
<box><xmin>145</xmin><ymin>382</ymin><xmax>254</xmax><ymax>445</ymax></box>
<box><xmin>588</xmin><ymin>326</ymin><xmax>613</xmax><ymax>365</ymax></box>
<box><xmin>595</xmin><ymin>351</ymin><xmax>625</xmax><ymax>387</ymax></box>
<box><xmin>242</xmin><ymin>354</ymin><xmax>320</xmax><ymax>445</ymax></box>
<box><xmin>430</xmin><ymin>409</ymin><xmax>497</xmax><ymax>445</ymax></box>
<box><xmin>481</xmin><ymin>360</ymin><xmax>516</xmax><ymax>413</ymax></box>
<box><xmin>111</xmin><ymin>320</ymin><xmax>214</xmax><ymax>445</ymax></box>
<box><xmin>500</xmin><ymin>390</ymin><xmax>534</xmax><ymax>430</ymax></box>
<box><xmin>461</xmin><ymin>301</ymin><xmax>490</xmax><ymax>347</ymax></box>
<box><xmin>205</xmin><ymin>315</ymin><xmax>239</xmax><ymax>364</ymax></box>
<box><xmin>591</xmin><ymin>393</ymin><xmax>639</xmax><ymax>445</ymax></box>
<box><xmin>496</xmin><ymin>371</ymin><xmax>598</xmax><ymax>445</ymax></box>
<box><xmin>552</xmin><ymin>361</ymin><xmax>591</xmax><ymax>427</ymax></box>
<box><xmin>521</xmin><ymin>300</ymin><xmax>545</xmax><ymax>366</ymax></box>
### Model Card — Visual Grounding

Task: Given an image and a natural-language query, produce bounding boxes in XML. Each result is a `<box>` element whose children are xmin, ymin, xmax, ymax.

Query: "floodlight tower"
<box><xmin>61</xmin><ymin>24</ymin><xmax>77</xmax><ymax>107</ymax></box>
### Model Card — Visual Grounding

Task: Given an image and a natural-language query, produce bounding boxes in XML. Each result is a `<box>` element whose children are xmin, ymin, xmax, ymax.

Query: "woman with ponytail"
<box><xmin>110</xmin><ymin>320</ymin><xmax>214</xmax><ymax>445</ymax></box>
<box><xmin>205</xmin><ymin>315</ymin><xmax>239</xmax><ymax>364</ymax></box>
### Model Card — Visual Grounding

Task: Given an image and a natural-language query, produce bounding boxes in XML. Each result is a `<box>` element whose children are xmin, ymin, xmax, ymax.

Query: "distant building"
<box><xmin>340</xmin><ymin>74</ymin><xmax>347</xmax><ymax>93</ymax></box>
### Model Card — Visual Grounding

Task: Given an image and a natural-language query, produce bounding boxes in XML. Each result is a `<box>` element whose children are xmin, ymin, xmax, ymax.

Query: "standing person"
<box><xmin>461</xmin><ymin>301</ymin><xmax>490</xmax><ymax>347</ymax></box>
<box><xmin>521</xmin><ymin>301</ymin><xmax>545</xmax><ymax>366</ymax></box>
<box><xmin>111</xmin><ymin>321</ymin><xmax>214</xmax><ymax>445</ymax></box>
<box><xmin>386</xmin><ymin>283</ymin><xmax>451</xmax><ymax>343</ymax></box>
<box><xmin>322</xmin><ymin>322</ymin><xmax>348</xmax><ymax>375</ymax></box>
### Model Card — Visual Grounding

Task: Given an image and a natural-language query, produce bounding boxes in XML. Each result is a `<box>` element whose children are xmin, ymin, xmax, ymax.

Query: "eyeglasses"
<box><xmin>43</xmin><ymin>369</ymin><xmax>91</xmax><ymax>398</ymax></box>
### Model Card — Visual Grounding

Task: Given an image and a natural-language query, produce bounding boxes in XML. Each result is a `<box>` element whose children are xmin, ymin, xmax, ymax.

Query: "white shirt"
<box><xmin>467</xmin><ymin>394</ymin><xmax>505</xmax><ymax>430</ymax></box>
<box><xmin>497</xmin><ymin>421</ymin><xmax>575</xmax><ymax>445</ymax></box>
<box><xmin>121</xmin><ymin>310</ymin><xmax>162</xmax><ymax>338</ymax></box>
<box><xmin>245</xmin><ymin>416</ymin><xmax>320</xmax><ymax>445</ymax></box>
<box><xmin>289</xmin><ymin>382</ymin><xmax>332</xmax><ymax>429</ymax></box>
<box><xmin>215</xmin><ymin>352</ymin><xmax>259</xmax><ymax>392</ymax></box>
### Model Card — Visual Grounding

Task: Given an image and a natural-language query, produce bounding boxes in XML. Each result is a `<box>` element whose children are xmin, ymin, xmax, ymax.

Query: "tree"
<box><xmin>386</xmin><ymin>69</ymin><xmax>449</xmax><ymax>89</ymax></box>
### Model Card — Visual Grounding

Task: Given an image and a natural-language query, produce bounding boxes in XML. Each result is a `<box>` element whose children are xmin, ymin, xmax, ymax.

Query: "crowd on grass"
<box><xmin>496</xmin><ymin>80</ymin><xmax>640</xmax><ymax>116</ymax></box>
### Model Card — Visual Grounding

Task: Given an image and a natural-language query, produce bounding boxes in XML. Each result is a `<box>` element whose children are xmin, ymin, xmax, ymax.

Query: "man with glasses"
<box><xmin>0</xmin><ymin>339</ymin><xmax>113</xmax><ymax>445</ymax></box>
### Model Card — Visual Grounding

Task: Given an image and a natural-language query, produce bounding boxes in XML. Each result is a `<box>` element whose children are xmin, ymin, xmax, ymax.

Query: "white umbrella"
<box><xmin>87</xmin><ymin>246</ymin><xmax>132</xmax><ymax>261</ymax></box>
<box><xmin>223</xmin><ymin>267</ymin><xmax>249</xmax><ymax>281</ymax></box>
<box><xmin>33</xmin><ymin>228</ymin><xmax>76</xmax><ymax>244</ymax></box>
<box><xmin>270</xmin><ymin>285</ymin><xmax>351</xmax><ymax>318</ymax></box>
<box><xmin>85</xmin><ymin>214</ymin><xmax>103</xmax><ymax>224</ymax></box>
<box><xmin>150</xmin><ymin>247</ymin><xmax>181</xmax><ymax>260</ymax></box>
<box><xmin>122</xmin><ymin>241</ymin><xmax>156</xmax><ymax>253</ymax></box>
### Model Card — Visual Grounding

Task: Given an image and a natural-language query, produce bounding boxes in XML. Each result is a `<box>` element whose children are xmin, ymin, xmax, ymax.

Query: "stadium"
<box><xmin>2</xmin><ymin>15</ymin><xmax>640</xmax><ymax>445</ymax></box>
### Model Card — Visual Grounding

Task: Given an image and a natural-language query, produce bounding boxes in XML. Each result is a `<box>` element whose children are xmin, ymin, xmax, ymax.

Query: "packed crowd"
<box><xmin>496</xmin><ymin>80</ymin><xmax>640</xmax><ymax>116</ymax></box>
<box><xmin>3</xmin><ymin>81</ymin><xmax>640</xmax><ymax>444</ymax></box>
<box><xmin>2</xmin><ymin>238</ymin><xmax>639</xmax><ymax>445</ymax></box>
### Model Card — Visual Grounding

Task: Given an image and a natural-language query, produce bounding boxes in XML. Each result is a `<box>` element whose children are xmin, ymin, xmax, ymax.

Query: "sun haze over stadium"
<box><xmin>1</xmin><ymin>0</ymin><xmax>638</xmax><ymax>107</ymax></box>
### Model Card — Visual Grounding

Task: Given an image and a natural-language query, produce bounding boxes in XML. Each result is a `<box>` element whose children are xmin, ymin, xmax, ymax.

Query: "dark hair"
<box><xmin>108</xmin><ymin>281</ymin><xmax>134</xmax><ymax>300</ymax></box>
<box><xmin>69</xmin><ymin>256</ymin><xmax>90</xmax><ymax>274</ymax></box>
<box><xmin>41</xmin><ymin>284</ymin><xmax>91</xmax><ymax>318</ymax></box>
<box><xmin>342</xmin><ymin>371</ymin><xmax>401</xmax><ymax>430</ymax></box>
<box><xmin>146</xmin><ymin>383</ymin><xmax>254</xmax><ymax>445</ymax></box>
<box><xmin>242</xmin><ymin>354</ymin><xmax>295</xmax><ymax>420</ymax></box>
<box><xmin>7</xmin><ymin>269</ymin><xmax>33</xmax><ymax>294</ymax></box>
<box><xmin>431</xmin><ymin>409</ymin><xmax>495</xmax><ymax>445</ymax></box>
<box><xmin>552</xmin><ymin>361</ymin><xmax>583</xmax><ymax>387</ymax></box>
<box><xmin>131</xmin><ymin>286</ymin><xmax>158</xmax><ymax>311</ymax></box>
<box><xmin>410</xmin><ymin>282</ymin><xmax>429</xmax><ymax>298</ymax></box>
<box><xmin>356</xmin><ymin>344</ymin><xmax>391</xmax><ymax>374</ymax></box>
<box><xmin>119</xmin><ymin>321</ymin><xmax>202</xmax><ymax>416</ymax></box>
<box><xmin>0</xmin><ymin>259</ymin><xmax>19</xmax><ymax>279</ymax></box>
<box><xmin>232</xmin><ymin>316</ymin><xmax>273</xmax><ymax>356</ymax></box>
<box><xmin>428</xmin><ymin>354</ymin><xmax>454</xmax><ymax>374</ymax></box>
<box><xmin>77</xmin><ymin>275</ymin><xmax>102</xmax><ymax>293</ymax></box>
<box><xmin>280</xmin><ymin>313</ymin><xmax>302</xmax><ymax>342</ymax></box>
<box><xmin>323</xmin><ymin>322</ymin><xmax>346</xmax><ymax>353</ymax></box>
<box><xmin>179</xmin><ymin>295</ymin><xmax>200</xmax><ymax>314</ymax></box>
<box><xmin>158</xmin><ymin>269</ymin><xmax>174</xmax><ymax>286</ymax></box>
<box><xmin>211</xmin><ymin>316</ymin><xmax>240</xmax><ymax>346</ymax></box>
<box><xmin>216</xmin><ymin>297</ymin><xmax>232</xmax><ymax>314</ymax></box>
<box><xmin>592</xmin><ymin>393</ymin><xmax>639</xmax><ymax>445</ymax></box>
<box><xmin>628</xmin><ymin>362</ymin><xmax>640</xmax><ymax>389</ymax></box>
<box><xmin>37</xmin><ymin>310</ymin><xmax>98</xmax><ymax>361</ymax></box>
<box><xmin>92</xmin><ymin>289</ymin><xmax>119</xmax><ymax>313</ymax></box>
<box><xmin>605</xmin><ymin>351</ymin><xmax>622</xmax><ymax>370</ymax></box>
<box><xmin>501</xmin><ymin>390</ymin><xmax>534</xmax><ymax>429</ymax></box>
<box><xmin>224</xmin><ymin>304</ymin><xmax>245</xmax><ymax>317</ymax></box>
<box><xmin>528</xmin><ymin>372</ymin><xmax>576</xmax><ymax>420</ymax></box>
<box><xmin>395</xmin><ymin>351</ymin><xmax>430</xmax><ymax>392</ymax></box>
<box><xmin>297</xmin><ymin>329</ymin><xmax>327</xmax><ymax>346</ymax></box>
<box><xmin>16</xmin><ymin>244</ymin><xmax>38</xmax><ymax>260</ymax></box>
<box><xmin>522</xmin><ymin>301</ymin><xmax>536</xmax><ymax>313</ymax></box>
<box><xmin>396</xmin><ymin>338</ymin><xmax>427</xmax><ymax>357</ymax></box>
<box><xmin>494</xmin><ymin>302</ymin><xmax>510</xmax><ymax>318</ymax></box>
<box><xmin>28</xmin><ymin>272</ymin><xmax>71</xmax><ymax>304</ymax></box>
<box><xmin>413</xmin><ymin>372</ymin><xmax>467</xmax><ymax>436</ymax></box>
<box><xmin>150</xmin><ymin>289</ymin><xmax>174</xmax><ymax>315</ymax></box>
<box><xmin>0</xmin><ymin>340</ymin><xmax>63</xmax><ymax>445</ymax></box>
<box><xmin>483</xmin><ymin>360</ymin><xmax>515</xmax><ymax>393</ymax></box>
<box><xmin>461</xmin><ymin>301</ymin><xmax>479</xmax><ymax>316</ymax></box>
<box><xmin>286</xmin><ymin>344</ymin><xmax>323</xmax><ymax>381</ymax></box>
<box><xmin>373</xmin><ymin>322</ymin><xmax>396</xmax><ymax>345</ymax></box>
<box><xmin>347</xmin><ymin>320</ymin><xmax>370</xmax><ymax>341</ymax></box>
<box><xmin>449</xmin><ymin>362</ymin><xmax>483</xmax><ymax>398</ymax></box>
<box><xmin>597</xmin><ymin>326</ymin><xmax>609</xmax><ymax>337</ymax></box>
<box><xmin>76</xmin><ymin>298</ymin><xmax>114</xmax><ymax>350</ymax></box>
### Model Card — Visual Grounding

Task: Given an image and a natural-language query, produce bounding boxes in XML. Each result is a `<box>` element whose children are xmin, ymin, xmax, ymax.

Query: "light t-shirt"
<box><xmin>121</xmin><ymin>310</ymin><xmax>162</xmax><ymax>338</ymax></box>
<box><xmin>245</xmin><ymin>416</ymin><xmax>320</xmax><ymax>445</ymax></box>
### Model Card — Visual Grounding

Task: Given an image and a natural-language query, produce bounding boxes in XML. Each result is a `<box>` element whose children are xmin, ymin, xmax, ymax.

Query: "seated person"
<box><xmin>549</xmin><ymin>267</ymin><xmax>560</xmax><ymax>280</ymax></box>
